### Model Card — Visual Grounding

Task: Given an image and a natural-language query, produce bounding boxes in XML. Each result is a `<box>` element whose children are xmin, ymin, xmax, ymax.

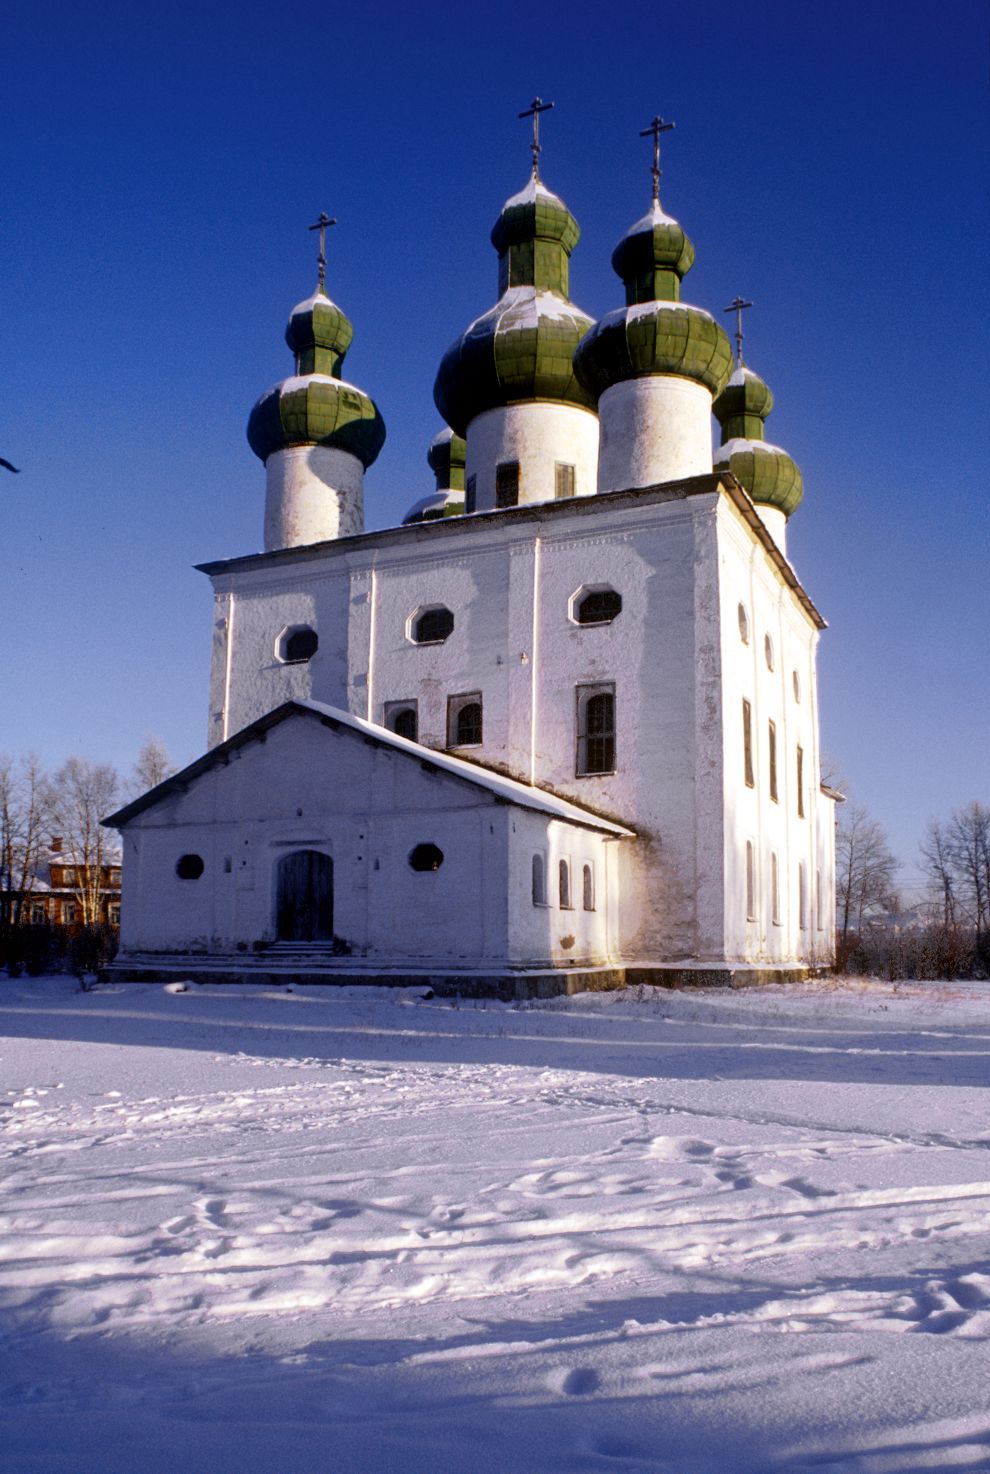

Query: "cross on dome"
<box><xmin>724</xmin><ymin>296</ymin><xmax>753</xmax><ymax>365</ymax></box>
<box><xmin>518</xmin><ymin>96</ymin><xmax>555</xmax><ymax>180</ymax></box>
<box><xmin>639</xmin><ymin>115</ymin><xmax>675</xmax><ymax>204</ymax></box>
<box><xmin>308</xmin><ymin>211</ymin><xmax>337</xmax><ymax>293</ymax></box>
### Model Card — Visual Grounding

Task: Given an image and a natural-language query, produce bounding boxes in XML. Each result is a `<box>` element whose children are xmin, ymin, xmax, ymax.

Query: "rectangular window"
<box><xmin>31</xmin><ymin>903</ymin><xmax>46</xmax><ymax>925</ymax></box>
<box><xmin>768</xmin><ymin>720</ymin><xmax>778</xmax><ymax>802</ymax></box>
<box><xmin>465</xmin><ymin>475</ymin><xmax>477</xmax><ymax>514</ymax></box>
<box><xmin>816</xmin><ymin>868</ymin><xmax>823</xmax><ymax>930</ymax></box>
<box><xmin>495</xmin><ymin>460</ymin><xmax>519</xmax><ymax>508</ymax></box>
<box><xmin>109</xmin><ymin>903</ymin><xmax>121</xmax><ymax>926</ymax></box>
<box><xmin>558</xmin><ymin>858</ymin><xmax>572</xmax><ymax>909</ymax></box>
<box><xmin>771</xmin><ymin>852</ymin><xmax>780</xmax><ymax>925</ymax></box>
<box><xmin>384</xmin><ymin>700</ymin><xmax>418</xmax><ymax>742</ymax></box>
<box><xmin>576</xmin><ymin>684</ymin><xmax>616</xmax><ymax>776</ymax></box>
<box><xmin>742</xmin><ymin>699</ymin><xmax>754</xmax><ymax>787</ymax></box>
<box><xmin>447</xmin><ymin>692</ymin><xmax>483</xmax><ymax>747</ymax></box>
<box><xmin>799</xmin><ymin>862</ymin><xmax>807</xmax><ymax>930</ymax></box>
<box><xmin>63</xmin><ymin>901</ymin><xmax>76</xmax><ymax>926</ymax></box>
<box><xmin>554</xmin><ymin>462</ymin><xmax>576</xmax><ymax>499</ymax></box>
<box><xmin>796</xmin><ymin>745</ymin><xmax>805</xmax><ymax>817</ymax></box>
<box><xmin>532</xmin><ymin>853</ymin><xmax>548</xmax><ymax>906</ymax></box>
<box><xmin>745</xmin><ymin>840</ymin><xmax>756</xmax><ymax>920</ymax></box>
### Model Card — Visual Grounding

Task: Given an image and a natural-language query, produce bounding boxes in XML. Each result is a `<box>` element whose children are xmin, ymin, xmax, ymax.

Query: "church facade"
<box><xmin>105</xmin><ymin>133</ymin><xmax>837</xmax><ymax>992</ymax></box>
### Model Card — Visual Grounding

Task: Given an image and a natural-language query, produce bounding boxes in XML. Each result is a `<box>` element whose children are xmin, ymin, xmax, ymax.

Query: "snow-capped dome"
<box><xmin>247</xmin><ymin>284</ymin><xmax>384</xmax><ymax>468</ymax></box>
<box><xmin>433</xmin><ymin>176</ymin><xmax>595</xmax><ymax>436</ymax></box>
<box><xmin>713</xmin><ymin>364</ymin><xmax>803</xmax><ymax>517</ymax></box>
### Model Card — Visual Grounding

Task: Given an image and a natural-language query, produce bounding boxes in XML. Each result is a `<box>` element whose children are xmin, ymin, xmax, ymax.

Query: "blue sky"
<box><xmin>1</xmin><ymin>0</ymin><xmax>986</xmax><ymax>885</ymax></box>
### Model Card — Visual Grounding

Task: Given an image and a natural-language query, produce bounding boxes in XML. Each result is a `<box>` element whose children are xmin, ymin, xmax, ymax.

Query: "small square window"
<box><xmin>555</xmin><ymin>462</ymin><xmax>576</xmax><ymax>499</ymax></box>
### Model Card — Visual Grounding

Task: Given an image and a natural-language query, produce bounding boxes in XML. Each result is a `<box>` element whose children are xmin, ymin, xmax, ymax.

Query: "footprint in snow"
<box><xmin>554</xmin><ymin>1367</ymin><xmax>600</xmax><ymax>1396</ymax></box>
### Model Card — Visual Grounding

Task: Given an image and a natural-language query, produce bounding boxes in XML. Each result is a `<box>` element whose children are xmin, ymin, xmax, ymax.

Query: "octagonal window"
<box><xmin>277</xmin><ymin>624</ymin><xmax>318</xmax><ymax>664</ymax></box>
<box><xmin>176</xmin><ymin>853</ymin><xmax>205</xmax><ymax>880</ymax></box>
<box><xmin>571</xmin><ymin>585</ymin><xmax>622</xmax><ymax>626</ymax></box>
<box><xmin>409</xmin><ymin>605</ymin><xmax>454</xmax><ymax>645</ymax></box>
<box><xmin>409</xmin><ymin>843</ymin><xmax>444</xmax><ymax>872</ymax></box>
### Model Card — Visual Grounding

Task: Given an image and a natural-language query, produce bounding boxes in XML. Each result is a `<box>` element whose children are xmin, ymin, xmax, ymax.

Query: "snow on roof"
<box><xmin>463</xmin><ymin>286</ymin><xmax>592</xmax><ymax>339</ymax></box>
<box><xmin>624</xmin><ymin>200</ymin><xmax>680</xmax><ymax>236</ymax></box>
<box><xmin>252</xmin><ymin>372</ymin><xmax>371</xmax><ymax>403</ymax></box>
<box><xmin>714</xmin><ymin>437</ymin><xmax>791</xmax><ymax>460</ymax></box>
<box><xmin>105</xmin><ymin>700</ymin><xmax>636</xmax><ymax>838</ymax></box>
<box><xmin>430</xmin><ymin>426</ymin><xmax>455</xmax><ymax>448</ymax></box>
<box><xmin>289</xmin><ymin>290</ymin><xmax>335</xmax><ymax>318</ymax></box>
<box><xmin>727</xmin><ymin>365</ymin><xmax>759</xmax><ymax>387</ymax></box>
<box><xmin>624</xmin><ymin>299</ymin><xmax>713</xmax><ymax>325</ymax></box>
<box><xmin>502</xmin><ymin>177</ymin><xmax>563</xmax><ymax>210</ymax></box>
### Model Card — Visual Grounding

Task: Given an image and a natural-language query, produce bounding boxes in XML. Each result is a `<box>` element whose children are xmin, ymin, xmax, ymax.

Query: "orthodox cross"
<box><xmin>724</xmin><ymin>296</ymin><xmax>753</xmax><ymax>365</ymax></box>
<box><xmin>519</xmin><ymin>96</ymin><xmax>555</xmax><ymax>179</ymax></box>
<box><xmin>639</xmin><ymin>115</ymin><xmax>675</xmax><ymax>203</ymax></box>
<box><xmin>308</xmin><ymin>212</ymin><xmax>337</xmax><ymax>293</ymax></box>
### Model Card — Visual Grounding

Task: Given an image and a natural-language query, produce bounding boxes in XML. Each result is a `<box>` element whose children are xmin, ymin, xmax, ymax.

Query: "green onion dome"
<box><xmin>247</xmin><ymin>288</ymin><xmax>385</xmax><ymax>468</ymax></box>
<box><xmin>433</xmin><ymin>177</ymin><xmax>596</xmax><ymax>437</ymax></box>
<box><xmin>713</xmin><ymin>364</ymin><xmax>803</xmax><ymax>517</ymax></box>
<box><xmin>574</xmin><ymin>200</ymin><xmax>732</xmax><ymax>400</ymax></box>
<box><xmin>403</xmin><ymin>428</ymin><xmax>467</xmax><ymax>524</ymax></box>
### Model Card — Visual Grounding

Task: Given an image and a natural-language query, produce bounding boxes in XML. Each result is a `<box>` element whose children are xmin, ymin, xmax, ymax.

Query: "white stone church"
<box><xmin>105</xmin><ymin>131</ymin><xmax>838</xmax><ymax>992</ymax></box>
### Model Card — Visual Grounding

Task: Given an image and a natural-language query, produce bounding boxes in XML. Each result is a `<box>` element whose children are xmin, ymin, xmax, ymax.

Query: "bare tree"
<box><xmin>50</xmin><ymin>759</ymin><xmax>121</xmax><ymax>925</ymax></box>
<box><xmin>130</xmin><ymin>735</ymin><xmax>176</xmax><ymax>798</ymax></box>
<box><xmin>920</xmin><ymin>817</ymin><xmax>959</xmax><ymax>928</ymax></box>
<box><xmin>835</xmin><ymin>801</ymin><xmax>900</xmax><ymax>945</ymax></box>
<box><xmin>0</xmin><ymin>753</ymin><xmax>52</xmax><ymax>940</ymax></box>
<box><xmin>949</xmin><ymin>801</ymin><xmax>990</xmax><ymax>943</ymax></box>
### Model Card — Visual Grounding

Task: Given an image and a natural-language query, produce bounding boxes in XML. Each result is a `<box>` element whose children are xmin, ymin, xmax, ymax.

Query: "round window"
<box><xmin>175</xmin><ymin>853</ymin><xmax>205</xmax><ymax>880</ymax></box>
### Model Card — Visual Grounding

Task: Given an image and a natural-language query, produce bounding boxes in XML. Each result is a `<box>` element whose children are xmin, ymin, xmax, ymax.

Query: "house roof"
<box><xmin>102</xmin><ymin>699</ymin><xmax>636</xmax><ymax>838</ymax></box>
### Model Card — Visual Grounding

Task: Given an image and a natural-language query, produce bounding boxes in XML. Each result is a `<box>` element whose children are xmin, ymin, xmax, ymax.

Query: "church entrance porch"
<box><xmin>275</xmin><ymin>849</ymin><xmax>334</xmax><ymax>943</ymax></box>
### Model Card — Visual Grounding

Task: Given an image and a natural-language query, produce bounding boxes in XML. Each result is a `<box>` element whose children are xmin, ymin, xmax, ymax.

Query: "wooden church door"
<box><xmin>275</xmin><ymin>850</ymin><xmax>334</xmax><ymax>942</ymax></box>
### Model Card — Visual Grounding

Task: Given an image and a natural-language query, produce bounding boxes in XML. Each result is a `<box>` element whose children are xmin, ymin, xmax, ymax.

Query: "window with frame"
<box><xmin>410</xmin><ymin>605</ymin><xmax>454</xmax><ymax>644</ymax></box>
<box><xmin>576</xmin><ymin>684</ymin><xmax>616</xmax><ymax>776</ymax></box>
<box><xmin>277</xmin><ymin>624</ymin><xmax>318</xmax><ymax>664</ymax></box>
<box><xmin>495</xmin><ymin>460</ymin><xmax>520</xmax><ymax>508</ymax></box>
<box><xmin>771</xmin><ymin>851</ymin><xmax>780</xmax><ymax>925</ymax></box>
<box><xmin>582</xmin><ymin>863</ymin><xmax>595</xmax><ymax>912</ymax></box>
<box><xmin>31</xmin><ymin>903</ymin><xmax>46</xmax><ymax>925</ymax></box>
<box><xmin>768</xmin><ymin>720</ymin><xmax>778</xmax><ymax>802</ymax></box>
<box><xmin>738</xmin><ymin>603</ymin><xmax>750</xmax><ymax>643</ymax></box>
<box><xmin>745</xmin><ymin>840</ymin><xmax>756</xmax><ymax>920</ymax></box>
<box><xmin>555</xmin><ymin>462</ymin><xmax>576</xmax><ymax>499</ymax></box>
<box><xmin>63</xmin><ymin>901</ymin><xmax>76</xmax><ymax>925</ymax></box>
<box><xmin>109</xmin><ymin>903</ymin><xmax>121</xmax><ymax>926</ymax></box>
<box><xmin>447</xmin><ymin>692</ymin><xmax>483</xmax><ymax>747</ymax></box>
<box><xmin>742</xmin><ymin>698</ymin><xmax>754</xmax><ymax>787</ymax></box>
<box><xmin>558</xmin><ymin>858</ymin><xmax>572</xmax><ymax>909</ymax></box>
<box><xmin>532</xmin><ymin>853</ymin><xmax>547</xmax><ymax>906</ymax></box>
<box><xmin>796</xmin><ymin>745</ymin><xmax>805</xmax><ymax>817</ymax></box>
<box><xmin>573</xmin><ymin>586</ymin><xmax>622</xmax><ymax>625</ymax></box>
<box><xmin>384</xmin><ymin>701</ymin><xmax>418</xmax><ymax>742</ymax></box>
<box><xmin>465</xmin><ymin>475</ymin><xmax>477</xmax><ymax>514</ymax></box>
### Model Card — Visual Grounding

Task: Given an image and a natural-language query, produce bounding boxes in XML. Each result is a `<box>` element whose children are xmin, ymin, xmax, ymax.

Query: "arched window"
<box><xmin>573</xmin><ymin>587</ymin><xmax>622</xmax><ymax>626</ymax></box>
<box><xmin>582</xmin><ymin>863</ymin><xmax>595</xmax><ymax>912</ymax></box>
<box><xmin>447</xmin><ymin>692</ymin><xmax>483</xmax><ymax>747</ymax></box>
<box><xmin>765</xmin><ymin>634</ymin><xmax>775</xmax><ymax>670</ymax></box>
<box><xmin>576</xmin><ymin>685</ymin><xmax>616</xmax><ymax>776</ymax></box>
<box><xmin>745</xmin><ymin>841</ymin><xmax>756</xmax><ymax>920</ymax></box>
<box><xmin>176</xmin><ymin>853</ymin><xmax>205</xmax><ymax>880</ymax></box>
<box><xmin>384</xmin><ymin>702</ymin><xmax>418</xmax><ymax>742</ymax></box>
<box><xmin>738</xmin><ymin>604</ymin><xmax>750</xmax><ymax>643</ymax></box>
<box><xmin>277</xmin><ymin>625</ymin><xmax>318</xmax><ymax>664</ymax></box>
<box><xmin>799</xmin><ymin>862</ymin><xmax>807</xmax><ymax>930</ymax></box>
<box><xmin>558</xmin><ymin>858</ymin><xmax>572</xmax><ymax>909</ymax></box>
<box><xmin>532</xmin><ymin>854</ymin><xmax>547</xmax><ymax>906</ymax></box>
<box><xmin>793</xmin><ymin>670</ymin><xmax>801</xmax><ymax>702</ymax></box>
<box><xmin>410</xmin><ymin>606</ymin><xmax>454</xmax><ymax>645</ymax></box>
<box><xmin>409</xmin><ymin>843</ymin><xmax>444</xmax><ymax>872</ymax></box>
<box><xmin>771</xmin><ymin>851</ymin><xmax>780</xmax><ymax>925</ymax></box>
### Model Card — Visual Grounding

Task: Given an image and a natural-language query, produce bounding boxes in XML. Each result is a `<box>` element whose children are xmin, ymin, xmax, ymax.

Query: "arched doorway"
<box><xmin>275</xmin><ymin>850</ymin><xmax>334</xmax><ymax>942</ymax></box>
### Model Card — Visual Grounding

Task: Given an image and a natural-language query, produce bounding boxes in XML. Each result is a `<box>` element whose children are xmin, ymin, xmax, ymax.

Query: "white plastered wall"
<box><xmin>597</xmin><ymin>376</ymin><xmax>713</xmax><ymax>492</ymax></box>
<box><xmin>715</xmin><ymin>496</ymin><xmax>834</xmax><ymax>965</ymax></box>
<box><xmin>466</xmin><ymin>403</ymin><xmax>599</xmax><ymax>510</ymax></box>
<box><xmin>264</xmin><ymin>445</ymin><xmax>364</xmax><ymax>551</ymax></box>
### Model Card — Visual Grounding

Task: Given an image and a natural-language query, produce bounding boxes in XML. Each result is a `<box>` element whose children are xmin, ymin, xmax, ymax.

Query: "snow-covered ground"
<box><xmin>1</xmin><ymin>975</ymin><xmax>989</xmax><ymax>1474</ymax></box>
